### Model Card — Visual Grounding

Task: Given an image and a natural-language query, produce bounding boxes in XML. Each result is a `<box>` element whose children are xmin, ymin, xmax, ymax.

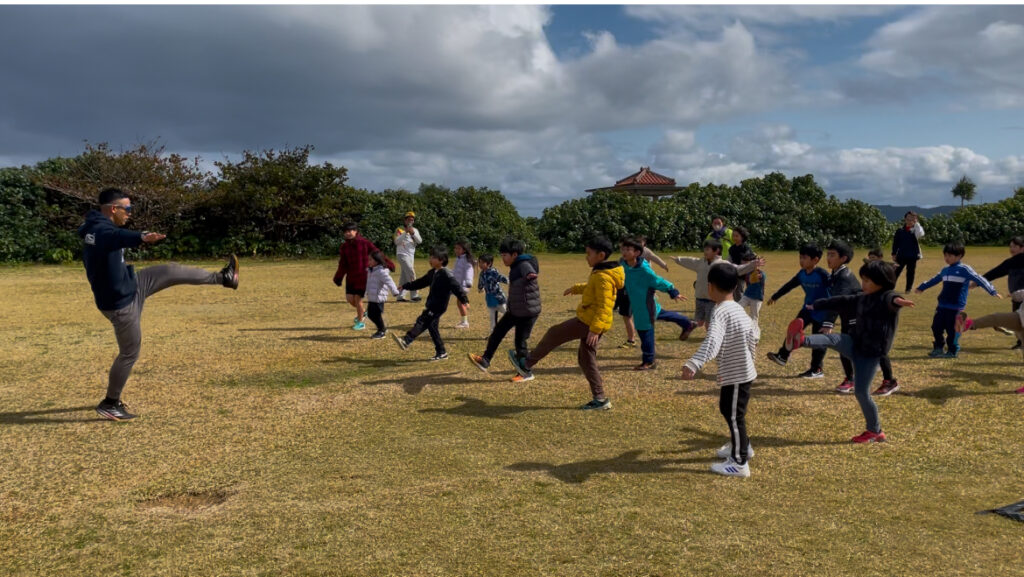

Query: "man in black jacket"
<box><xmin>79</xmin><ymin>188</ymin><xmax>238</xmax><ymax>421</ymax></box>
<box><xmin>467</xmin><ymin>238</ymin><xmax>541</xmax><ymax>380</ymax></box>
<box><xmin>392</xmin><ymin>246</ymin><xmax>468</xmax><ymax>361</ymax></box>
<box><xmin>891</xmin><ymin>211</ymin><xmax>925</xmax><ymax>292</ymax></box>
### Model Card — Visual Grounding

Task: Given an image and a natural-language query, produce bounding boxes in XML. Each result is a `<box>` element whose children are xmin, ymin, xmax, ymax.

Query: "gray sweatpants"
<box><xmin>100</xmin><ymin>264</ymin><xmax>222</xmax><ymax>400</ymax></box>
<box><xmin>397</xmin><ymin>253</ymin><xmax>419</xmax><ymax>299</ymax></box>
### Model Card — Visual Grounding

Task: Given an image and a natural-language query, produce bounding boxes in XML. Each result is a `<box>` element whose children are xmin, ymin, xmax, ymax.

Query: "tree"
<box><xmin>34</xmin><ymin>141</ymin><xmax>211</xmax><ymax>234</ymax></box>
<box><xmin>951</xmin><ymin>175</ymin><xmax>977</xmax><ymax>209</ymax></box>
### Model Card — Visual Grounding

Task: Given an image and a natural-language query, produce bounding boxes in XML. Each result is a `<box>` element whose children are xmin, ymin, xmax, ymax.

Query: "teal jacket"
<box><xmin>622</xmin><ymin>257</ymin><xmax>680</xmax><ymax>331</ymax></box>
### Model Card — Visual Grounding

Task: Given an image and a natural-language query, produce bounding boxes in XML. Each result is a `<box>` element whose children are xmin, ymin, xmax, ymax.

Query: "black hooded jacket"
<box><xmin>77</xmin><ymin>210</ymin><xmax>144</xmax><ymax>311</ymax></box>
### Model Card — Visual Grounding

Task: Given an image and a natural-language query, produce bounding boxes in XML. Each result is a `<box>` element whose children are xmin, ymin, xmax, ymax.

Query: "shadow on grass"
<box><xmin>658</xmin><ymin>426</ymin><xmax>847</xmax><ymax>455</ymax></box>
<box><xmin>419</xmin><ymin>396</ymin><xmax>571</xmax><ymax>419</ymax></box>
<box><xmin>237</xmin><ymin>326</ymin><xmax>338</xmax><ymax>332</ymax></box>
<box><xmin>0</xmin><ymin>405</ymin><xmax>106</xmax><ymax>425</ymax></box>
<box><xmin>506</xmin><ymin>450</ymin><xmax>716</xmax><ymax>483</ymax></box>
<box><xmin>674</xmin><ymin>382</ymin><xmax>833</xmax><ymax>398</ymax></box>
<box><xmin>321</xmin><ymin>355</ymin><xmax>424</xmax><ymax>368</ymax></box>
<box><xmin>362</xmin><ymin>371</ymin><xmax>486</xmax><ymax>394</ymax></box>
<box><xmin>285</xmin><ymin>334</ymin><xmax>375</xmax><ymax>343</ymax></box>
<box><xmin>906</xmin><ymin>384</ymin><xmax>1020</xmax><ymax>406</ymax></box>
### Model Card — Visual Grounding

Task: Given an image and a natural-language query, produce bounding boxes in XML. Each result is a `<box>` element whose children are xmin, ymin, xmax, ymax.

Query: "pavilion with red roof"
<box><xmin>585</xmin><ymin>166</ymin><xmax>684</xmax><ymax>199</ymax></box>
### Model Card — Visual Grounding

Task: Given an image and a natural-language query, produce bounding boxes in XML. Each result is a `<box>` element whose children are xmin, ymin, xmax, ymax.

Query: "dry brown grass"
<box><xmin>1</xmin><ymin>248</ymin><xmax>1023</xmax><ymax>576</ymax></box>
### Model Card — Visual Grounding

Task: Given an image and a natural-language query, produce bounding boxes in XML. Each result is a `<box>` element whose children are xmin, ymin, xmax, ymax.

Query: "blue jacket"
<box><xmin>743</xmin><ymin>270</ymin><xmax>765</xmax><ymax>301</ymax></box>
<box><xmin>622</xmin><ymin>257</ymin><xmax>680</xmax><ymax>331</ymax></box>
<box><xmin>77</xmin><ymin>210</ymin><xmax>144</xmax><ymax>311</ymax></box>
<box><xmin>917</xmin><ymin>261</ymin><xmax>998</xmax><ymax>310</ymax></box>
<box><xmin>769</xmin><ymin>267</ymin><xmax>831</xmax><ymax>324</ymax></box>
<box><xmin>478</xmin><ymin>267</ymin><xmax>508</xmax><ymax>308</ymax></box>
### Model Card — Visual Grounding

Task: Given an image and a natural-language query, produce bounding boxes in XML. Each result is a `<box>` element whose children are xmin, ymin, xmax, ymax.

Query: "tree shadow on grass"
<box><xmin>506</xmin><ymin>450</ymin><xmax>716</xmax><ymax>483</ymax></box>
<box><xmin>419</xmin><ymin>396</ymin><xmax>572</xmax><ymax>420</ymax></box>
<box><xmin>286</xmin><ymin>334</ymin><xmax>371</xmax><ymax>343</ymax></box>
<box><xmin>237</xmin><ymin>326</ymin><xmax>338</xmax><ymax>332</ymax></box>
<box><xmin>655</xmin><ymin>426</ymin><xmax>847</xmax><ymax>456</ymax></box>
<box><xmin>0</xmin><ymin>406</ymin><xmax>106</xmax><ymax>425</ymax></box>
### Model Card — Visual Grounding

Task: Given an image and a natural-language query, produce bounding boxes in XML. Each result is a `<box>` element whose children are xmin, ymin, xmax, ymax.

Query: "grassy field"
<box><xmin>1</xmin><ymin>247</ymin><xmax>1022</xmax><ymax>576</ymax></box>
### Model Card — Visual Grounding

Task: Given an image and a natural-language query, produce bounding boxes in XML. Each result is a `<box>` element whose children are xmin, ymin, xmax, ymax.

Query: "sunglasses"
<box><xmin>105</xmin><ymin>204</ymin><xmax>133</xmax><ymax>213</ymax></box>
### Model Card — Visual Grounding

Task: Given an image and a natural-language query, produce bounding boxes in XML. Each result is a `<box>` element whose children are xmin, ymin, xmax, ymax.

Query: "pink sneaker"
<box><xmin>851</xmin><ymin>430</ymin><xmax>887</xmax><ymax>444</ymax></box>
<box><xmin>955</xmin><ymin>312</ymin><xmax>972</xmax><ymax>333</ymax></box>
<box><xmin>784</xmin><ymin>318</ymin><xmax>805</xmax><ymax>351</ymax></box>
<box><xmin>1016</xmin><ymin>385</ymin><xmax>1024</xmax><ymax>394</ymax></box>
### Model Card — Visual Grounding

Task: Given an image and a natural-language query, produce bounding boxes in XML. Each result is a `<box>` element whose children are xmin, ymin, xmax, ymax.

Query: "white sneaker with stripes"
<box><xmin>710</xmin><ymin>457</ymin><xmax>750</xmax><ymax>478</ymax></box>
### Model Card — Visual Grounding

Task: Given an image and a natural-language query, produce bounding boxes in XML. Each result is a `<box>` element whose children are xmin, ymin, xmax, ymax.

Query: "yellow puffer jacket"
<box><xmin>570</xmin><ymin>261</ymin><xmax>625</xmax><ymax>334</ymax></box>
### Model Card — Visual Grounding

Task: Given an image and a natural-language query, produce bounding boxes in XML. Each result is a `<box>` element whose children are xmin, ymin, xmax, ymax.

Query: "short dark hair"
<box><xmin>619</xmin><ymin>236</ymin><xmax>644</xmax><ymax>252</ymax></box>
<box><xmin>1010</xmin><ymin>236</ymin><xmax>1024</xmax><ymax>248</ymax></box>
<box><xmin>827</xmin><ymin>240</ymin><xmax>853</xmax><ymax>264</ymax></box>
<box><xmin>867</xmin><ymin>247</ymin><xmax>884</xmax><ymax>259</ymax></box>
<box><xmin>703</xmin><ymin>238</ymin><xmax>723</xmax><ymax>254</ymax></box>
<box><xmin>342</xmin><ymin>221</ymin><xmax>359</xmax><ymax>232</ymax></box>
<box><xmin>708</xmin><ymin>263</ymin><xmax>739</xmax><ymax>293</ymax></box>
<box><xmin>586</xmin><ymin>235</ymin><xmax>614</xmax><ymax>260</ymax></box>
<box><xmin>499</xmin><ymin>238</ymin><xmax>525</xmax><ymax>256</ymax></box>
<box><xmin>733</xmin><ymin>226</ymin><xmax>749</xmax><ymax>243</ymax></box>
<box><xmin>430</xmin><ymin>245</ymin><xmax>449</xmax><ymax>266</ymax></box>
<box><xmin>799</xmin><ymin>243</ymin><xmax>822</xmax><ymax>259</ymax></box>
<box><xmin>943</xmin><ymin>242</ymin><xmax>966</xmax><ymax>258</ymax></box>
<box><xmin>859</xmin><ymin>260</ymin><xmax>897</xmax><ymax>290</ymax></box>
<box><xmin>711</xmin><ymin>215</ymin><xmax>726</xmax><ymax>224</ymax></box>
<box><xmin>904</xmin><ymin>210</ymin><xmax>917</xmax><ymax>218</ymax></box>
<box><xmin>478</xmin><ymin>253</ymin><xmax>494</xmax><ymax>266</ymax></box>
<box><xmin>98</xmin><ymin>187</ymin><xmax>129</xmax><ymax>205</ymax></box>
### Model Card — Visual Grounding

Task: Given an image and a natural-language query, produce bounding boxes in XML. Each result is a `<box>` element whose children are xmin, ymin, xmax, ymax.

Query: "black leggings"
<box><xmin>366</xmin><ymin>302</ymin><xmax>386</xmax><ymax>332</ymax></box>
<box><xmin>893</xmin><ymin>259</ymin><xmax>918</xmax><ymax>292</ymax></box>
<box><xmin>483</xmin><ymin>313</ymin><xmax>537</xmax><ymax>363</ymax></box>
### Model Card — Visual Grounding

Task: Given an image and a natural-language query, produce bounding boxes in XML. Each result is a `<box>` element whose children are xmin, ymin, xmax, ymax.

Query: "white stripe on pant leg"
<box><xmin>729</xmin><ymin>383</ymin><xmax>742</xmax><ymax>463</ymax></box>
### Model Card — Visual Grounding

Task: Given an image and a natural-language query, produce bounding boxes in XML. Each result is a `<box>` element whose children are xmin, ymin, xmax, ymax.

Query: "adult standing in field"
<box><xmin>706</xmin><ymin>216</ymin><xmax>735</xmax><ymax>256</ymax></box>
<box><xmin>79</xmin><ymin>187</ymin><xmax>239</xmax><ymax>421</ymax></box>
<box><xmin>333</xmin><ymin>222</ymin><xmax>386</xmax><ymax>331</ymax></box>
<box><xmin>394</xmin><ymin>211</ymin><xmax>423</xmax><ymax>302</ymax></box>
<box><xmin>891</xmin><ymin>211</ymin><xmax>925</xmax><ymax>292</ymax></box>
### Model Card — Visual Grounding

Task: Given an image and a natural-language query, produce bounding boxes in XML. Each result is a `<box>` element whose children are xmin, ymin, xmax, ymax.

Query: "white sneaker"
<box><xmin>454</xmin><ymin>321</ymin><xmax>470</xmax><ymax>329</ymax></box>
<box><xmin>716</xmin><ymin>443</ymin><xmax>755</xmax><ymax>460</ymax></box>
<box><xmin>710</xmin><ymin>458</ymin><xmax>750</xmax><ymax>478</ymax></box>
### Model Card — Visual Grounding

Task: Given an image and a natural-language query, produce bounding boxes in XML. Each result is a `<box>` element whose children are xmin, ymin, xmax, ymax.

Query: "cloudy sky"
<box><xmin>2</xmin><ymin>4</ymin><xmax>1024</xmax><ymax>216</ymax></box>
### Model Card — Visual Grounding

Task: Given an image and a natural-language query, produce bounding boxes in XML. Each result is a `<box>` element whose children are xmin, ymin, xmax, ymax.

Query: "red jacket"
<box><xmin>333</xmin><ymin>235</ymin><xmax>382</xmax><ymax>290</ymax></box>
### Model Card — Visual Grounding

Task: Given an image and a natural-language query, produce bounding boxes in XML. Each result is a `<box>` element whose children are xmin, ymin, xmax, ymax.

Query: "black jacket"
<box><xmin>77</xmin><ymin>210</ymin><xmax>144</xmax><ymax>311</ymax></box>
<box><xmin>812</xmin><ymin>290</ymin><xmax>904</xmax><ymax>358</ymax></box>
<box><xmin>403</xmin><ymin>267</ymin><xmax>468</xmax><ymax>315</ymax></box>
<box><xmin>891</xmin><ymin>227</ymin><xmax>922</xmax><ymax>262</ymax></box>
<box><xmin>825</xmin><ymin>266</ymin><xmax>862</xmax><ymax>330</ymax></box>
<box><xmin>507</xmin><ymin>254</ymin><xmax>541</xmax><ymax>317</ymax></box>
<box><xmin>983</xmin><ymin>253</ymin><xmax>1024</xmax><ymax>293</ymax></box>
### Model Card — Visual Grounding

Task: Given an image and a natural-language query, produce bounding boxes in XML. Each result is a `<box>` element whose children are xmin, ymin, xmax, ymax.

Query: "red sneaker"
<box><xmin>955</xmin><ymin>312</ymin><xmax>972</xmax><ymax>333</ymax></box>
<box><xmin>835</xmin><ymin>379</ymin><xmax>854</xmax><ymax>394</ymax></box>
<box><xmin>872</xmin><ymin>379</ymin><xmax>900</xmax><ymax>396</ymax></box>
<box><xmin>851</xmin><ymin>430</ymin><xmax>887</xmax><ymax>444</ymax></box>
<box><xmin>1016</xmin><ymin>385</ymin><xmax>1024</xmax><ymax>394</ymax></box>
<box><xmin>784</xmin><ymin>318</ymin><xmax>805</xmax><ymax>351</ymax></box>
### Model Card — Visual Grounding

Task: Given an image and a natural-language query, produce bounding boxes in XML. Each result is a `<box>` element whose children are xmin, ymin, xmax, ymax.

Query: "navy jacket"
<box><xmin>77</xmin><ymin>210</ymin><xmax>144</xmax><ymax>311</ymax></box>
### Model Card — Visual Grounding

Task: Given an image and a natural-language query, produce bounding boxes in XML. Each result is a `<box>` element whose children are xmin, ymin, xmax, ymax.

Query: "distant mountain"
<box><xmin>873</xmin><ymin>204</ymin><xmax>961</xmax><ymax>222</ymax></box>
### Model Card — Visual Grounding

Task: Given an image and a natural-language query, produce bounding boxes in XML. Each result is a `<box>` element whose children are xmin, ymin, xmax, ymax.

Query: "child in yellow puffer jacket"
<box><xmin>507</xmin><ymin>236</ymin><xmax>624</xmax><ymax>410</ymax></box>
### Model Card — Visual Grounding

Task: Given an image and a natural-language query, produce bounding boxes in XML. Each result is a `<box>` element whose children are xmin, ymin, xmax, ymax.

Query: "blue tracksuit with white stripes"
<box><xmin>917</xmin><ymin>261</ymin><xmax>998</xmax><ymax>352</ymax></box>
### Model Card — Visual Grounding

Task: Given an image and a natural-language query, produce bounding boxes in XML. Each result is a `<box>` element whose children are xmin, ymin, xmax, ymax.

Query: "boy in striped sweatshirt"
<box><xmin>681</xmin><ymin>264</ymin><xmax>759</xmax><ymax>478</ymax></box>
<box><xmin>914</xmin><ymin>242</ymin><xmax>1001</xmax><ymax>358</ymax></box>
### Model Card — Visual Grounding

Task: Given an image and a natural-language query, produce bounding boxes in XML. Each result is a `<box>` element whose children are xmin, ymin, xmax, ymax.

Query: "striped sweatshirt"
<box><xmin>916</xmin><ymin>261</ymin><xmax>998</xmax><ymax>310</ymax></box>
<box><xmin>683</xmin><ymin>301</ymin><xmax>758</xmax><ymax>386</ymax></box>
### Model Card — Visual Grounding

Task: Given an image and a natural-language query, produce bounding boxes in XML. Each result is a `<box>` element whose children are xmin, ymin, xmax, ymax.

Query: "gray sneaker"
<box><xmin>95</xmin><ymin>400</ymin><xmax>136</xmax><ymax>421</ymax></box>
<box><xmin>392</xmin><ymin>332</ymin><xmax>409</xmax><ymax>351</ymax></box>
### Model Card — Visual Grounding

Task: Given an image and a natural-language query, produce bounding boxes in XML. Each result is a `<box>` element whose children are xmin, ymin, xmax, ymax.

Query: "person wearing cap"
<box><xmin>394</xmin><ymin>211</ymin><xmax>423</xmax><ymax>302</ymax></box>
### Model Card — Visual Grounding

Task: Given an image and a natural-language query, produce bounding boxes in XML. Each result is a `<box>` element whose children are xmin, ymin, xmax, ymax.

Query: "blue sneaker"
<box><xmin>507</xmin><ymin>349</ymin><xmax>529</xmax><ymax>377</ymax></box>
<box><xmin>353</xmin><ymin>321</ymin><xmax>366</xmax><ymax>331</ymax></box>
<box><xmin>928</xmin><ymin>348</ymin><xmax>945</xmax><ymax>357</ymax></box>
<box><xmin>942</xmin><ymin>349</ymin><xmax>959</xmax><ymax>359</ymax></box>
